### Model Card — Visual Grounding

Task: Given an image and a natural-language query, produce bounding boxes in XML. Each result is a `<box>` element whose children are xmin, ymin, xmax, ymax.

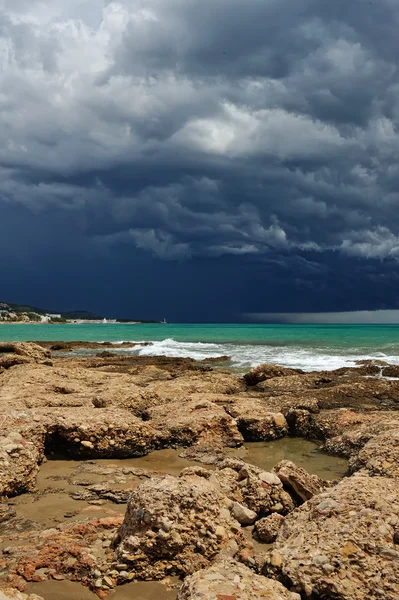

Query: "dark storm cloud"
<box><xmin>1</xmin><ymin>0</ymin><xmax>399</xmax><ymax>317</ymax></box>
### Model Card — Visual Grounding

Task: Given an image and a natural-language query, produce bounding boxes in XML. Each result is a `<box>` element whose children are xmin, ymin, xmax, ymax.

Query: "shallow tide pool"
<box><xmin>13</xmin><ymin>438</ymin><xmax>347</xmax><ymax>599</ymax></box>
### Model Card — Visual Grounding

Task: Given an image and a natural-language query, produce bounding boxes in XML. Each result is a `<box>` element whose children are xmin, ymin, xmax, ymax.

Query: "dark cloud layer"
<box><xmin>1</xmin><ymin>0</ymin><xmax>399</xmax><ymax>320</ymax></box>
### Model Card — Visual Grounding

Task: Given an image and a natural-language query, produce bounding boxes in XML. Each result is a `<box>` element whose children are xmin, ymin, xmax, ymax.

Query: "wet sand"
<box><xmin>27</xmin><ymin>579</ymin><xmax>178</xmax><ymax>600</ymax></box>
<box><xmin>94</xmin><ymin>448</ymin><xmax>204</xmax><ymax>477</ymax></box>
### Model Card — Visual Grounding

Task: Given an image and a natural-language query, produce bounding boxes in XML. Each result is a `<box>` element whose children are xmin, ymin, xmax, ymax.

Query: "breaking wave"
<box><xmin>114</xmin><ymin>337</ymin><xmax>399</xmax><ymax>372</ymax></box>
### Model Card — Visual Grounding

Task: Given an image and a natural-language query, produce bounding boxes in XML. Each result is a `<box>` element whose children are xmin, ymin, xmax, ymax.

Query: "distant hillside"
<box><xmin>0</xmin><ymin>301</ymin><xmax>161</xmax><ymax>323</ymax></box>
<box><xmin>0</xmin><ymin>301</ymin><xmax>48</xmax><ymax>315</ymax></box>
<box><xmin>0</xmin><ymin>302</ymin><xmax>103</xmax><ymax>320</ymax></box>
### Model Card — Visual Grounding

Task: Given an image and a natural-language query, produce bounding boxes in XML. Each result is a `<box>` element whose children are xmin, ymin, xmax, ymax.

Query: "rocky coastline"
<box><xmin>1</xmin><ymin>341</ymin><xmax>399</xmax><ymax>599</ymax></box>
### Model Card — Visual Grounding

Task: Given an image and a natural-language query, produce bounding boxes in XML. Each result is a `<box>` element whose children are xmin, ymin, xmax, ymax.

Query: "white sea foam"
<box><xmin>117</xmin><ymin>337</ymin><xmax>399</xmax><ymax>372</ymax></box>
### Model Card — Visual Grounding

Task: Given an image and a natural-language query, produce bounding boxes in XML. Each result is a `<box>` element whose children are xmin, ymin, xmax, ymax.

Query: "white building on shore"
<box><xmin>40</xmin><ymin>313</ymin><xmax>62</xmax><ymax>323</ymax></box>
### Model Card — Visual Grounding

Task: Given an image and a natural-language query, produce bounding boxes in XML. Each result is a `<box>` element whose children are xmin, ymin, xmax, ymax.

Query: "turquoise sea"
<box><xmin>1</xmin><ymin>323</ymin><xmax>399</xmax><ymax>371</ymax></box>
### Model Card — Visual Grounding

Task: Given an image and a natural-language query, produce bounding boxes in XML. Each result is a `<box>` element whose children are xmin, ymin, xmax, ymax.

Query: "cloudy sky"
<box><xmin>1</xmin><ymin>0</ymin><xmax>399</xmax><ymax>321</ymax></box>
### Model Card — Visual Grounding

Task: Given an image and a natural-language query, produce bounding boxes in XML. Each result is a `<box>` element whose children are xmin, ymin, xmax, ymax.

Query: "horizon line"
<box><xmin>244</xmin><ymin>309</ymin><xmax>399</xmax><ymax>325</ymax></box>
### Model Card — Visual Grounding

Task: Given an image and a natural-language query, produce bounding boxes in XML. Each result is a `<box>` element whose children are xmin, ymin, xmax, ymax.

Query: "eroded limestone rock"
<box><xmin>225</xmin><ymin>399</ymin><xmax>288</xmax><ymax>441</ymax></box>
<box><xmin>209</xmin><ymin>459</ymin><xmax>295</xmax><ymax>518</ymax></box>
<box><xmin>254</xmin><ymin>513</ymin><xmax>285</xmax><ymax>543</ymax></box>
<box><xmin>45</xmin><ymin>410</ymin><xmax>158</xmax><ymax>458</ymax></box>
<box><xmin>178</xmin><ymin>559</ymin><xmax>301</xmax><ymax>600</ymax></box>
<box><xmin>0</xmin><ymin>590</ymin><xmax>43</xmax><ymax>600</ymax></box>
<box><xmin>348</xmin><ymin>430</ymin><xmax>399</xmax><ymax>478</ymax></box>
<box><xmin>114</xmin><ymin>474</ymin><xmax>244</xmax><ymax>578</ymax></box>
<box><xmin>243</xmin><ymin>364</ymin><xmax>302</xmax><ymax>386</ymax></box>
<box><xmin>147</xmin><ymin>371</ymin><xmax>246</xmax><ymax>400</ymax></box>
<box><xmin>263</xmin><ymin>475</ymin><xmax>399</xmax><ymax>599</ymax></box>
<box><xmin>2</xmin><ymin>352</ymin><xmax>399</xmax><ymax>599</ymax></box>
<box><xmin>0</xmin><ymin>430</ymin><xmax>45</xmax><ymax>497</ymax></box>
<box><xmin>148</xmin><ymin>398</ymin><xmax>243</xmax><ymax>448</ymax></box>
<box><xmin>273</xmin><ymin>459</ymin><xmax>329</xmax><ymax>502</ymax></box>
<box><xmin>0</xmin><ymin>342</ymin><xmax>51</xmax><ymax>370</ymax></box>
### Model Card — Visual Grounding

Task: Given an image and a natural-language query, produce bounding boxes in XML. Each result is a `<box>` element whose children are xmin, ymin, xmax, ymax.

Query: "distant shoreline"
<box><xmin>0</xmin><ymin>321</ymin><xmax>144</xmax><ymax>325</ymax></box>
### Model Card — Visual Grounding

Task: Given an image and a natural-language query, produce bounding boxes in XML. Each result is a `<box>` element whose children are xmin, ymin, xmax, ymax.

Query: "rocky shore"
<box><xmin>1</xmin><ymin>342</ymin><xmax>399</xmax><ymax>599</ymax></box>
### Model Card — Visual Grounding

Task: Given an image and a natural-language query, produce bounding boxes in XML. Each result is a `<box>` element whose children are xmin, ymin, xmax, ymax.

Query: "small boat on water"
<box><xmin>161</xmin><ymin>318</ymin><xmax>168</xmax><ymax>324</ymax></box>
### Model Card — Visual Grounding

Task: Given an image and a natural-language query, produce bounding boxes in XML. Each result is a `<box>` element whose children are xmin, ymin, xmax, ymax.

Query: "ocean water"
<box><xmin>1</xmin><ymin>323</ymin><xmax>399</xmax><ymax>372</ymax></box>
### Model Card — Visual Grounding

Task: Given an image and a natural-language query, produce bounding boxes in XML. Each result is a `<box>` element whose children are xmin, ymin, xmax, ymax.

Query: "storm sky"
<box><xmin>1</xmin><ymin>0</ymin><xmax>399</xmax><ymax>321</ymax></box>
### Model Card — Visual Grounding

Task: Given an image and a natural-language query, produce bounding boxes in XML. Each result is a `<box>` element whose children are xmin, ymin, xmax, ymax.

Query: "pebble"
<box><xmin>316</xmin><ymin>498</ymin><xmax>339</xmax><ymax>513</ymax></box>
<box><xmin>4</xmin><ymin>444</ymin><xmax>20</xmax><ymax>454</ymax></box>
<box><xmin>273</xmin><ymin>413</ymin><xmax>287</xmax><ymax>427</ymax></box>
<box><xmin>8</xmin><ymin>432</ymin><xmax>23</xmax><ymax>442</ymax></box>
<box><xmin>108</xmin><ymin>570</ymin><xmax>119</xmax><ymax>578</ymax></box>
<box><xmin>227</xmin><ymin>540</ymin><xmax>239</xmax><ymax>556</ymax></box>
<box><xmin>231</xmin><ymin>502</ymin><xmax>257</xmax><ymax>525</ymax></box>
<box><xmin>171</xmin><ymin>530</ymin><xmax>183</xmax><ymax>544</ymax></box>
<box><xmin>220</xmin><ymin>508</ymin><xmax>231</xmax><ymax>520</ymax></box>
<box><xmin>81</xmin><ymin>440</ymin><xmax>94</xmax><ymax>449</ymax></box>
<box><xmin>322</xmin><ymin>563</ymin><xmax>335</xmax><ymax>574</ymax></box>
<box><xmin>161</xmin><ymin>519</ymin><xmax>172</xmax><ymax>532</ymax></box>
<box><xmin>312</xmin><ymin>555</ymin><xmax>329</xmax><ymax>565</ymax></box>
<box><xmin>259</xmin><ymin>472</ymin><xmax>281</xmax><ymax>486</ymax></box>
<box><xmin>270</xmin><ymin>550</ymin><xmax>283</xmax><ymax>567</ymax></box>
